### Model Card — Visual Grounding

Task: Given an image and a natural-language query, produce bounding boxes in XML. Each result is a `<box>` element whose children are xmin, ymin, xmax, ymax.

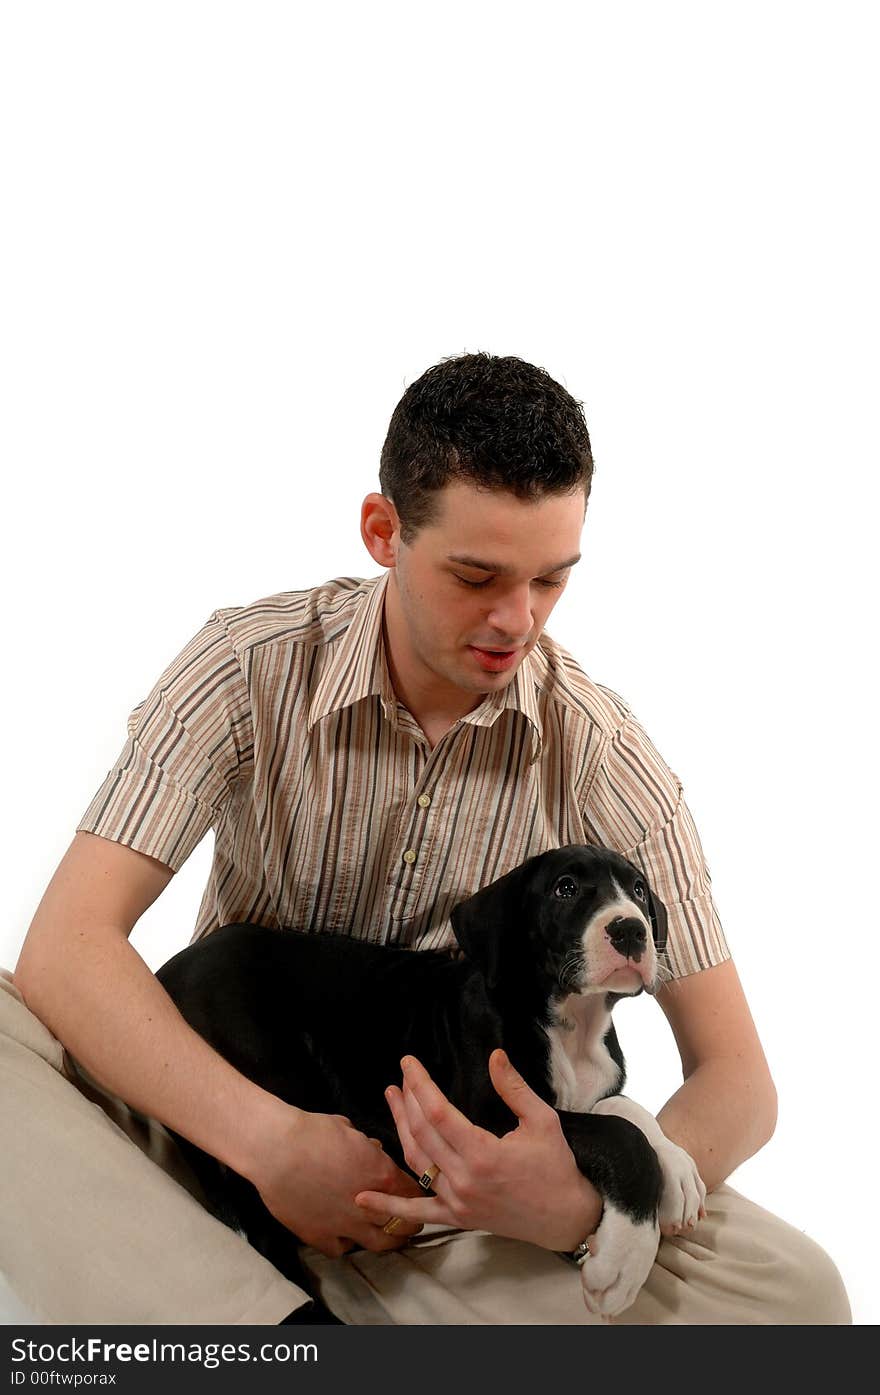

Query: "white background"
<box><xmin>1</xmin><ymin>1</ymin><xmax>877</xmax><ymax>1324</ymax></box>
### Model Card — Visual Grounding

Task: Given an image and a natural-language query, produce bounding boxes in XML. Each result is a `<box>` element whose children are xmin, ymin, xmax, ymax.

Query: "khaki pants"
<box><xmin>0</xmin><ymin>969</ymin><xmax>851</xmax><ymax>1326</ymax></box>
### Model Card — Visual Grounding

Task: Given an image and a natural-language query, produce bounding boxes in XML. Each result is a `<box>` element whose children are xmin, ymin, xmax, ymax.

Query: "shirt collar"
<box><xmin>307</xmin><ymin>574</ymin><xmax>392</xmax><ymax>732</ymax></box>
<box><xmin>307</xmin><ymin>572</ymin><xmax>544</xmax><ymax>763</ymax></box>
<box><xmin>458</xmin><ymin>659</ymin><xmax>543</xmax><ymax>763</ymax></box>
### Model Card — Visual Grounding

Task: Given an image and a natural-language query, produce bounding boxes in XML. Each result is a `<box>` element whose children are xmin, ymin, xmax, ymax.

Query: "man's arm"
<box><xmin>15</xmin><ymin>832</ymin><xmax>294</xmax><ymax>1179</ymax></box>
<box><xmin>14</xmin><ymin>831</ymin><xmax>424</xmax><ymax>1257</ymax></box>
<box><xmin>654</xmin><ymin>958</ymin><xmax>778</xmax><ymax>1190</ymax></box>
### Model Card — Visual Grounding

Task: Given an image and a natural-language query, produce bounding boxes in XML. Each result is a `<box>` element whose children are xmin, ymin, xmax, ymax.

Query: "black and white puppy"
<box><xmin>156</xmin><ymin>845</ymin><xmax>705</xmax><ymax>1318</ymax></box>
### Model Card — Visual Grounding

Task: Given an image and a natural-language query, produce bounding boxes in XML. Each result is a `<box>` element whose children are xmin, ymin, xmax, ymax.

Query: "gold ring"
<box><xmin>418</xmin><ymin>1164</ymin><xmax>441</xmax><ymax>1191</ymax></box>
<box><xmin>382</xmin><ymin>1215</ymin><xmax>406</xmax><ymax>1235</ymax></box>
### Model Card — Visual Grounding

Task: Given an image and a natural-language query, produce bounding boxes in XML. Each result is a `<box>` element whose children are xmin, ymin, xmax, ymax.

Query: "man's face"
<box><xmin>384</xmin><ymin>480</ymin><xmax>585</xmax><ymax>708</ymax></box>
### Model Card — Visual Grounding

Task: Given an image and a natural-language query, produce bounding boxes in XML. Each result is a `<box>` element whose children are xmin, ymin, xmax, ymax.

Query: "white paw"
<box><xmin>577</xmin><ymin>1203</ymin><xmax>659</xmax><ymax>1318</ymax></box>
<box><xmin>656</xmin><ymin>1141</ymin><xmax>707</xmax><ymax>1235</ymax></box>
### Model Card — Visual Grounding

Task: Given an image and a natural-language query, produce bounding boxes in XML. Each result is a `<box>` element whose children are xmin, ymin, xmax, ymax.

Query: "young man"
<box><xmin>5</xmin><ymin>355</ymin><xmax>850</xmax><ymax>1324</ymax></box>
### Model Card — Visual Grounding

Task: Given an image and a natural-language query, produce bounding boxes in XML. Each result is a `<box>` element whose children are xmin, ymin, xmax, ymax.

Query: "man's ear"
<box><xmin>361</xmin><ymin>493</ymin><xmax>401</xmax><ymax>568</ymax></box>
<box><xmin>449</xmin><ymin>856</ymin><xmax>542</xmax><ymax>990</ymax></box>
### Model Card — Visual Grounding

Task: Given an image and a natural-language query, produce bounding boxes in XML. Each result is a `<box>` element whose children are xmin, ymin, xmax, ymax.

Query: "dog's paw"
<box><xmin>577</xmin><ymin>1204</ymin><xmax>659</xmax><ymax>1319</ymax></box>
<box><xmin>656</xmin><ymin>1141</ymin><xmax>707</xmax><ymax>1236</ymax></box>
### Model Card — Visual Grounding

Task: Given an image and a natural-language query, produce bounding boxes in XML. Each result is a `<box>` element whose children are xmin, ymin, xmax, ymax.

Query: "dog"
<box><xmin>156</xmin><ymin>845</ymin><xmax>706</xmax><ymax>1318</ymax></box>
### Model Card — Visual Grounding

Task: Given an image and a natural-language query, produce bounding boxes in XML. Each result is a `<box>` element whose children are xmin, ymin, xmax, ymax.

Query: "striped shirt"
<box><xmin>76</xmin><ymin>573</ymin><xmax>730</xmax><ymax>979</ymax></box>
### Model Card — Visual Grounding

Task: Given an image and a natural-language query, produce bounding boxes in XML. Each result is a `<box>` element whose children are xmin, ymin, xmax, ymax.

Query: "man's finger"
<box><xmin>376</xmin><ymin>1217</ymin><xmax>425</xmax><ymax>1242</ymax></box>
<box><xmin>384</xmin><ymin>1161</ymin><xmax>434</xmax><ymax>1200</ymax></box>
<box><xmin>354</xmin><ymin>1190</ymin><xmax>451</xmax><ymax>1227</ymax></box>
<box><xmin>400</xmin><ymin>1075</ymin><xmax>471</xmax><ymax>1185</ymax></box>
<box><xmin>346</xmin><ymin>1216</ymin><xmax>424</xmax><ymax>1251</ymax></box>
<box><xmin>486</xmin><ymin>1048</ymin><xmax>553</xmax><ymax>1123</ymax></box>
<box><xmin>385</xmin><ymin>1085</ymin><xmax>418</xmax><ymax>1155</ymax></box>
<box><xmin>388</xmin><ymin>1085</ymin><xmax>450</xmax><ymax>1193</ymax></box>
<box><xmin>400</xmin><ymin>1055</ymin><xmax>490</xmax><ymax>1159</ymax></box>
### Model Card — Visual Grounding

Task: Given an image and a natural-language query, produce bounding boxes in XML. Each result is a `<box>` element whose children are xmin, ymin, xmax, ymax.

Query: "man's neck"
<box><xmin>382</xmin><ymin>626</ymin><xmax>483</xmax><ymax>745</ymax></box>
<box><xmin>380</xmin><ymin>591</ymin><xmax>484</xmax><ymax>746</ymax></box>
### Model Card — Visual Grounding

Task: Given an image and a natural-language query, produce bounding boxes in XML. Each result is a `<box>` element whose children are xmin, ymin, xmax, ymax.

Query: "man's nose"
<box><xmin>486</xmin><ymin>586</ymin><xmax>533</xmax><ymax>639</ymax></box>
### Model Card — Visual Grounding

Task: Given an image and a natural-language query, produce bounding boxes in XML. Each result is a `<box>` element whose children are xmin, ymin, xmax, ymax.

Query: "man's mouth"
<box><xmin>468</xmin><ymin>646</ymin><xmax>520</xmax><ymax>672</ymax></box>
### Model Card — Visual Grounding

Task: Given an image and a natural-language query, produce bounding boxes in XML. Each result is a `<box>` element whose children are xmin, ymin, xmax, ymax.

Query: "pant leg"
<box><xmin>298</xmin><ymin>1185</ymin><xmax>852</xmax><ymax>1326</ymax></box>
<box><xmin>0</xmin><ymin>968</ymin><xmax>310</xmax><ymax>1325</ymax></box>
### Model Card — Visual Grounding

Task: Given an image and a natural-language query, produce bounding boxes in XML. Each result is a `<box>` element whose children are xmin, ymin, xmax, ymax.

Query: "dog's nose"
<box><xmin>606</xmin><ymin>917</ymin><xmax>647</xmax><ymax>962</ymax></box>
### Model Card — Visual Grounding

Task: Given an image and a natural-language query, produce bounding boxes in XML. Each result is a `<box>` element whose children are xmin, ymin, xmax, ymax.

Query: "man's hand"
<box><xmin>354</xmin><ymin>1050</ymin><xmax>603</xmax><ymax>1252</ymax></box>
<box><xmin>246</xmin><ymin>1104</ymin><xmax>426</xmax><ymax>1258</ymax></box>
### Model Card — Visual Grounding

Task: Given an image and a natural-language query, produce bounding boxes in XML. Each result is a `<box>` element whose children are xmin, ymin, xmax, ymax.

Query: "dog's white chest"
<box><xmin>544</xmin><ymin>997</ymin><xmax>621</xmax><ymax>1112</ymax></box>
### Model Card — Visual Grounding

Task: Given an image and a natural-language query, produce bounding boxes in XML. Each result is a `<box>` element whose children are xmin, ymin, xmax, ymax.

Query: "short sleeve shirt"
<box><xmin>76</xmin><ymin>574</ymin><xmax>730</xmax><ymax>979</ymax></box>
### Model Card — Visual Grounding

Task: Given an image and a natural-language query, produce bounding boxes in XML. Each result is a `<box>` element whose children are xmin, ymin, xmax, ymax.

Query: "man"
<box><xmin>4</xmin><ymin>354</ymin><xmax>850</xmax><ymax>1324</ymax></box>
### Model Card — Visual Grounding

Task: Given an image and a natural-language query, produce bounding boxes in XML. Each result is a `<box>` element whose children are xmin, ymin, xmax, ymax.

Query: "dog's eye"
<box><xmin>633</xmin><ymin>880</ymin><xmax>646</xmax><ymax>900</ymax></box>
<box><xmin>553</xmin><ymin>877</ymin><xmax>578</xmax><ymax>899</ymax></box>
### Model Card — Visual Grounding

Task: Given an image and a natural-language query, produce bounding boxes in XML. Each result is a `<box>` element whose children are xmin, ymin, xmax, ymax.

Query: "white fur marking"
<box><xmin>577</xmin><ymin>1200</ymin><xmax>659</xmax><ymax>1318</ymax></box>
<box><xmin>544</xmin><ymin>995</ymin><xmax>621</xmax><ymax>1111</ymax></box>
<box><xmin>591</xmin><ymin>1095</ymin><xmax>707</xmax><ymax>1231</ymax></box>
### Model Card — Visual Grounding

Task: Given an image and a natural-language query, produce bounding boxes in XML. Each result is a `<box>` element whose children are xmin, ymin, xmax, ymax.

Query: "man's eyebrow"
<box><xmin>446</xmin><ymin>553</ymin><xmax>581</xmax><ymax>576</ymax></box>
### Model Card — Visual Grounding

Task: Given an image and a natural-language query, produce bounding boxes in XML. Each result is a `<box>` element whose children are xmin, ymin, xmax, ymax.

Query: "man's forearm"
<box><xmin>14</xmin><ymin>923</ymin><xmax>293</xmax><ymax>1182</ymax></box>
<box><xmin>654</xmin><ymin>1057</ymin><xmax>778</xmax><ymax>1192</ymax></box>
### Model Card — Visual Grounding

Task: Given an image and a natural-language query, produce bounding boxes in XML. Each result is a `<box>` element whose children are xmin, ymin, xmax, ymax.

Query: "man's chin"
<box><xmin>427</xmin><ymin>647</ymin><xmax>529</xmax><ymax>700</ymax></box>
<box><xmin>464</xmin><ymin>663</ymin><xmax>521</xmax><ymax>694</ymax></box>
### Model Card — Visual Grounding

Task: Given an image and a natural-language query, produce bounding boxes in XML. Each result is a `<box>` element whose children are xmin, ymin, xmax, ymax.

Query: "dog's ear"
<box><xmin>450</xmin><ymin>858</ymin><xmax>540</xmax><ymax>990</ymax></box>
<box><xmin>646</xmin><ymin>880</ymin><xmax>669</xmax><ymax>955</ymax></box>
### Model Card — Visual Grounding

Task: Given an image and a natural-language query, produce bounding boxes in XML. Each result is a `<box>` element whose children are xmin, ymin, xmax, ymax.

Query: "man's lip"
<box><xmin>468</xmin><ymin>645</ymin><xmax>522</xmax><ymax>673</ymax></box>
<box><xmin>471</xmin><ymin>646</ymin><xmax>519</xmax><ymax>653</ymax></box>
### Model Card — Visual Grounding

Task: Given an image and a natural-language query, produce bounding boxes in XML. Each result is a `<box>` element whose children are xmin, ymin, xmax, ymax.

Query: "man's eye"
<box><xmin>453</xmin><ymin>575</ymin><xmax>566</xmax><ymax>590</ymax></box>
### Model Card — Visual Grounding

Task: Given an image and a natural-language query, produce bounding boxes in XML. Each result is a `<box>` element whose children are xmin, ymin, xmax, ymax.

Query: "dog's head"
<box><xmin>450</xmin><ymin>845</ymin><xmax>669</xmax><ymax>1002</ymax></box>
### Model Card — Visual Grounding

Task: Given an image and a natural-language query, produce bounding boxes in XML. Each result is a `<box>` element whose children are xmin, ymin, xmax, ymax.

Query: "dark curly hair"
<box><xmin>379</xmin><ymin>352</ymin><xmax>594</xmax><ymax>543</ymax></box>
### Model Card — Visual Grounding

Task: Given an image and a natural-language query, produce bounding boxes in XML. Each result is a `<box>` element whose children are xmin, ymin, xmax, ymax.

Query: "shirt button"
<box><xmin>403</xmin><ymin>848</ymin><xmax>417</xmax><ymax>864</ymax></box>
<box><xmin>417</xmin><ymin>794</ymin><xmax>431</xmax><ymax>808</ymax></box>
